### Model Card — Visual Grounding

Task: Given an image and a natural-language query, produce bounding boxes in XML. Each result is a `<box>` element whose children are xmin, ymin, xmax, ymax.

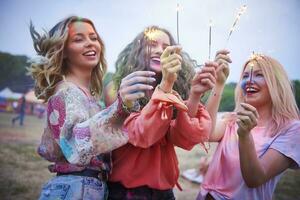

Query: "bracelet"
<box><xmin>117</xmin><ymin>93</ymin><xmax>140</xmax><ymax>115</ymax></box>
<box><xmin>121</xmin><ymin>101</ymin><xmax>132</xmax><ymax>114</ymax></box>
<box><xmin>158</xmin><ymin>84</ymin><xmax>172</xmax><ymax>93</ymax></box>
<box><xmin>211</xmin><ymin>91</ymin><xmax>222</xmax><ymax>97</ymax></box>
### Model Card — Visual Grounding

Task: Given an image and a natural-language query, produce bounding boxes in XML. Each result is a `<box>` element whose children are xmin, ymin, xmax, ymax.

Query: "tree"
<box><xmin>292</xmin><ymin>80</ymin><xmax>300</xmax><ymax>110</ymax></box>
<box><xmin>0</xmin><ymin>52</ymin><xmax>33</xmax><ymax>93</ymax></box>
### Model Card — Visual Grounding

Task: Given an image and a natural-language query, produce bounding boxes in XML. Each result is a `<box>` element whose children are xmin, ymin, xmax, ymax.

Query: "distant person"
<box><xmin>29</xmin><ymin>16</ymin><xmax>154</xmax><ymax>199</ymax></box>
<box><xmin>36</xmin><ymin>104</ymin><xmax>45</xmax><ymax>118</ymax></box>
<box><xmin>182</xmin><ymin>156</ymin><xmax>210</xmax><ymax>184</ymax></box>
<box><xmin>197</xmin><ymin>53</ymin><xmax>300</xmax><ymax>200</ymax></box>
<box><xmin>12</xmin><ymin>95</ymin><xmax>26</xmax><ymax>126</ymax></box>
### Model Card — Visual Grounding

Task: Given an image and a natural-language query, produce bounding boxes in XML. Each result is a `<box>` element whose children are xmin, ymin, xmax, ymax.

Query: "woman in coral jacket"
<box><xmin>106</xmin><ymin>26</ymin><xmax>230</xmax><ymax>200</ymax></box>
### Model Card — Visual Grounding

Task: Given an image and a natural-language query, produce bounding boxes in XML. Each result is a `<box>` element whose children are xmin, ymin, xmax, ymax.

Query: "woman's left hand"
<box><xmin>190</xmin><ymin>61</ymin><xmax>217</xmax><ymax>98</ymax></box>
<box><xmin>236</xmin><ymin>103</ymin><xmax>259</xmax><ymax>137</ymax></box>
<box><xmin>119</xmin><ymin>71</ymin><xmax>156</xmax><ymax>108</ymax></box>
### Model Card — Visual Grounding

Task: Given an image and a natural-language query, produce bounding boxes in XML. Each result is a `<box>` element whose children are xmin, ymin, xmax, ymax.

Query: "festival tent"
<box><xmin>0</xmin><ymin>87</ymin><xmax>23</xmax><ymax>112</ymax></box>
<box><xmin>24</xmin><ymin>90</ymin><xmax>46</xmax><ymax>116</ymax></box>
<box><xmin>0</xmin><ymin>87</ymin><xmax>22</xmax><ymax>100</ymax></box>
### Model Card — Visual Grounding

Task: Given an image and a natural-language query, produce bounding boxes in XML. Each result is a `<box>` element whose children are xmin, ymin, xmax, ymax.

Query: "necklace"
<box><xmin>63</xmin><ymin>75</ymin><xmax>95</xmax><ymax>97</ymax></box>
<box><xmin>90</xmin><ymin>89</ymin><xmax>96</xmax><ymax>96</ymax></box>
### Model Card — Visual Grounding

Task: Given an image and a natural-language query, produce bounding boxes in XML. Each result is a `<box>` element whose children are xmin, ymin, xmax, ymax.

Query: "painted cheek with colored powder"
<box><xmin>240</xmin><ymin>76</ymin><xmax>265</xmax><ymax>95</ymax></box>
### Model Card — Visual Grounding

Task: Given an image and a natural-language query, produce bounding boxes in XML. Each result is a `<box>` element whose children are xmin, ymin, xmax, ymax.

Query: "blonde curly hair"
<box><xmin>28</xmin><ymin>16</ymin><xmax>107</xmax><ymax>101</ymax></box>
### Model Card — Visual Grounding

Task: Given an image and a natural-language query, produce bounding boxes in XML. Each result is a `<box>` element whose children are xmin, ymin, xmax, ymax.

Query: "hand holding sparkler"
<box><xmin>236</xmin><ymin>102</ymin><xmax>259</xmax><ymax>138</ymax></box>
<box><xmin>214</xmin><ymin>49</ymin><xmax>232</xmax><ymax>85</ymax></box>
<box><xmin>191</xmin><ymin>61</ymin><xmax>217</xmax><ymax>97</ymax></box>
<box><xmin>160</xmin><ymin>45</ymin><xmax>182</xmax><ymax>93</ymax></box>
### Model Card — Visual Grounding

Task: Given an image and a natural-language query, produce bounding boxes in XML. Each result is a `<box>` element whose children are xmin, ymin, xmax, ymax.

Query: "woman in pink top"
<box><xmin>197</xmin><ymin>52</ymin><xmax>300</xmax><ymax>200</ymax></box>
<box><xmin>106</xmin><ymin>26</ymin><xmax>228</xmax><ymax>199</ymax></box>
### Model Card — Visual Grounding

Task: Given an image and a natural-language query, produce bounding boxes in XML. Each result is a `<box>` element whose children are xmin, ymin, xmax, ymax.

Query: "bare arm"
<box><xmin>205</xmin><ymin>50</ymin><xmax>231</xmax><ymax>142</ymax></box>
<box><xmin>206</xmin><ymin>83</ymin><xmax>226</xmax><ymax>142</ymax></box>
<box><xmin>239</xmin><ymin>134</ymin><xmax>292</xmax><ymax>187</ymax></box>
<box><xmin>187</xmin><ymin>63</ymin><xmax>216</xmax><ymax>117</ymax></box>
<box><xmin>236</xmin><ymin>103</ymin><xmax>295</xmax><ymax>187</ymax></box>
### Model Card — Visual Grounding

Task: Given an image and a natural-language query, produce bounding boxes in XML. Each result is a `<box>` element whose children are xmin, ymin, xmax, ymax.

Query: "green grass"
<box><xmin>0</xmin><ymin>112</ymin><xmax>300</xmax><ymax>200</ymax></box>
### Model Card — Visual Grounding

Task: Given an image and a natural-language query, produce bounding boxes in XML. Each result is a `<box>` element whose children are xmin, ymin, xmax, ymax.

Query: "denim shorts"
<box><xmin>39</xmin><ymin>175</ymin><xmax>107</xmax><ymax>200</ymax></box>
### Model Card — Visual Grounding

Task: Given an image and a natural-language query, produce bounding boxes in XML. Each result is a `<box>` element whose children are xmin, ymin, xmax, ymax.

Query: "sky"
<box><xmin>0</xmin><ymin>0</ymin><xmax>299</xmax><ymax>82</ymax></box>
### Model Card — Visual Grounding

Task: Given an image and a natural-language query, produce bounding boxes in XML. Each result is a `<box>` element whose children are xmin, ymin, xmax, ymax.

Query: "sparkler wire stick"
<box><xmin>176</xmin><ymin>3</ymin><xmax>180</xmax><ymax>44</ymax></box>
<box><xmin>225</xmin><ymin>5</ymin><xmax>247</xmax><ymax>47</ymax></box>
<box><xmin>208</xmin><ymin>19</ymin><xmax>212</xmax><ymax>60</ymax></box>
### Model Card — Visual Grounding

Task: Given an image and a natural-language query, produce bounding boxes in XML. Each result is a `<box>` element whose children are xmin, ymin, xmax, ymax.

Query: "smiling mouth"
<box><xmin>246</xmin><ymin>86</ymin><xmax>259</xmax><ymax>94</ymax></box>
<box><xmin>150</xmin><ymin>57</ymin><xmax>160</xmax><ymax>65</ymax></box>
<box><xmin>82</xmin><ymin>50</ymin><xmax>96</xmax><ymax>56</ymax></box>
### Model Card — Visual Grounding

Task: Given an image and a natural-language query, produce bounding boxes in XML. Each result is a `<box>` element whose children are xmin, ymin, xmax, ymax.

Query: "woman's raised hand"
<box><xmin>236</xmin><ymin>103</ymin><xmax>259</xmax><ymax>138</ymax></box>
<box><xmin>160</xmin><ymin>45</ymin><xmax>182</xmax><ymax>93</ymax></box>
<box><xmin>190</xmin><ymin>61</ymin><xmax>217</xmax><ymax>98</ymax></box>
<box><xmin>119</xmin><ymin>71</ymin><xmax>156</xmax><ymax>107</ymax></box>
<box><xmin>214</xmin><ymin>49</ymin><xmax>232</xmax><ymax>85</ymax></box>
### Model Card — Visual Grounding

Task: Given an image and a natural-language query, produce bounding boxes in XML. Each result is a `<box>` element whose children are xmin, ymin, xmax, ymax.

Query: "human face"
<box><xmin>64</xmin><ymin>21</ymin><xmax>101</xmax><ymax>71</ymax></box>
<box><xmin>240</xmin><ymin>62</ymin><xmax>271</xmax><ymax>108</ymax></box>
<box><xmin>148</xmin><ymin>30</ymin><xmax>170</xmax><ymax>72</ymax></box>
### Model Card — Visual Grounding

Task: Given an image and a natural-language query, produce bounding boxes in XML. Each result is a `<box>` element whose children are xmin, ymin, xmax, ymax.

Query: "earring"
<box><xmin>90</xmin><ymin>89</ymin><xmax>96</xmax><ymax>96</ymax></box>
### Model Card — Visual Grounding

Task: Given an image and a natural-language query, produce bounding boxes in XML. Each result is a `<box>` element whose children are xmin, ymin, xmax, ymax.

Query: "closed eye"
<box><xmin>149</xmin><ymin>40</ymin><xmax>157</xmax><ymax>47</ymax></box>
<box><xmin>90</xmin><ymin>36</ymin><xmax>98</xmax><ymax>41</ymax></box>
<box><xmin>72</xmin><ymin>36</ymin><xmax>83</xmax><ymax>42</ymax></box>
<box><xmin>242</xmin><ymin>74</ymin><xmax>249</xmax><ymax>79</ymax></box>
<box><xmin>162</xmin><ymin>44</ymin><xmax>170</xmax><ymax>51</ymax></box>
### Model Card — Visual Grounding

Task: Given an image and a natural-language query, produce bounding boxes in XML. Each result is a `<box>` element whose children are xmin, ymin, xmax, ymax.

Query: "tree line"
<box><xmin>1</xmin><ymin>52</ymin><xmax>299</xmax><ymax>111</ymax></box>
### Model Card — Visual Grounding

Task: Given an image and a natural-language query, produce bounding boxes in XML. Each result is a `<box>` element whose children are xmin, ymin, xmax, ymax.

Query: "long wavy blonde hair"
<box><xmin>28</xmin><ymin>16</ymin><xmax>107</xmax><ymax>101</ymax></box>
<box><xmin>234</xmin><ymin>54</ymin><xmax>299</xmax><ymax>136</ymax></box>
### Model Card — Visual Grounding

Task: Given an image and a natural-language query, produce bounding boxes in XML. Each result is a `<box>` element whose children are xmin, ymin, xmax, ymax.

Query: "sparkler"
<box><xmin>195</xmin><ymin>19</ymin><xmax>213</xmax><ymax>72</ymax></box>
<box><xmin>143</xmin><ymin>27</ymin><xmax>158</xmax><ymax>98</ymax></box>
<box><xmin>144</xmin><ymin>27</ymin><xmax>157</xmax><ymax>67</ymax></box>
<box><xmin>176</xmin><ymin>3</ymin><xmax>180</xmax><ymax>44</ymax></box>
<box><xmin>249</xmin><ymin>52</ymin><xmax>256</xmax><ymax>83</ymax></box>
<box><xmin>208</xmin><ymin>19</ymin><xmax>213</xmax><ymax>60</ymax></box>
<box><xmin>249</xmin><ymin>65</ymin><xmax>253</xmax><ymax>83</ymax></box>
<box><xmin>226</xmin><ymin>5</ymin><xmax>247</xmax><ymax>46</ymax></box>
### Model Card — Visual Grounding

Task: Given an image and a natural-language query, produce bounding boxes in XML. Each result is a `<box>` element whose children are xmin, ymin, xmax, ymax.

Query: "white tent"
<box><xmin>0</xmin><ymin>87</ymin><xmax>22</xmax><ymax>100</ymax></box>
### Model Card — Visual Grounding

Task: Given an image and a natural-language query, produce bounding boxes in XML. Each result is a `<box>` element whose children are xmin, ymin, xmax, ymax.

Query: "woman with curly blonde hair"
<box><xmin>29</xmin><ymin>16</ymin><xmax>155</xmax><ymax>199</ymax></box>
<box><xmin>197</xmin><ymin>53</ymin><xmax>300</xmax><ymax>200</ymax></box>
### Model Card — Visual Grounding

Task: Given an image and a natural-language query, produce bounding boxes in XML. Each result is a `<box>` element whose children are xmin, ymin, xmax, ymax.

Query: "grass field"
<box><xmin>0</xmin><ymin>112</ymin><xmax>299</xmax><ymax>200</ymax></box>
